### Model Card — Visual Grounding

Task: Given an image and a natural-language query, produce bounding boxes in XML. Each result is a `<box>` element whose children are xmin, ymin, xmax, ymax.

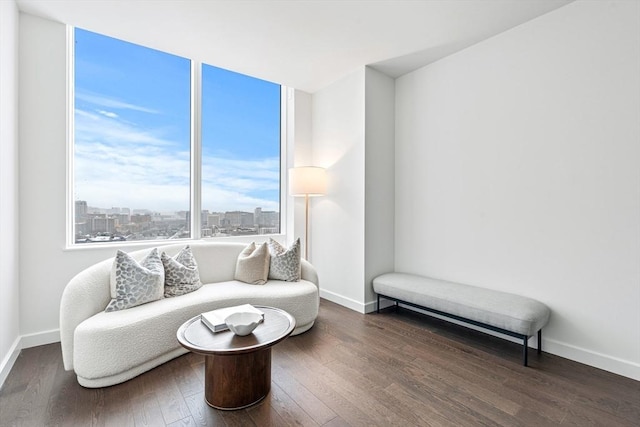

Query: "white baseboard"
<box><xmin>364</xmin><ymin>297</ymin><xmax>394</xmax><ymax>313</ymax></box>
<box><xmin>319</xmin><ymin>289</ymin><xmax>367</xmax><ymax>313</ymax></box>
<box><xmin>544</xmin><ymin>338</ymin><xmax>640</xmax><ymax>381</ymax></box>
<box><xmin>20</xmin><ymin>329</ymin><xmax>60</xmax><ymax>349</ymax></box>
<box><xmin>0</xmin><ymin>337</ymin><xmax>21</xmax><ymax>391</ymax></box>
<box><xmin>0</xmin><ymin>329</ymin><xmax>61</xmax><ymax>391</ymax></box>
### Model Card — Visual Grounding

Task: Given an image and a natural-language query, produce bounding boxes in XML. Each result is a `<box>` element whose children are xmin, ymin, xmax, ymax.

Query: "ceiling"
<box><xmin>16</xmin><ymin>0</ymin><xmax>573</xmax><ymax>93</ymax></box>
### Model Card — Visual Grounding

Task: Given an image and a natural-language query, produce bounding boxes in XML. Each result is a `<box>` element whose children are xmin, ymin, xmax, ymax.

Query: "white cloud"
<box><xmin>97</xmin><ymin>110</ymin><xmax>119</xmax><ymax>119</ymax></box>
<box><xmin>76</xmin><ymin>109</ymin><xmax>176</xmax><ymax>147</ymax></box>
<box><xmin>74</xmin><ymin>107</ymin><xmax>280</xmax><ymax>213</ymax></box>
<box><xmin>76</xmin><ymin>91</ymin><xmax>159</xmax><ymax>114</ymax></box>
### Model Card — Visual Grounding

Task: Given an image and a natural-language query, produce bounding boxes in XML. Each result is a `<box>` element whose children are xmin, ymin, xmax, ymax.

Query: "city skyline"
<box><xmin>77</xmin><ymin>200</ymin><xmax>280</xmax><ymax>217</ymax></box>
<box><xmin>74</xmin><ymin>199</ymin><xmax>280</xmax><ymax>243</ymax></box>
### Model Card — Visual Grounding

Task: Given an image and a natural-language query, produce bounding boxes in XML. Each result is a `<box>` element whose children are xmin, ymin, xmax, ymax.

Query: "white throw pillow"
<box><xmin>234</xmin><ymin>242</ymin><xmax>270</xmax><ymax>285</ymax></box>
<box><xmin>162</xmin><ymin>245</ymin><xmax>203</xmax><ymax>297</ymax></box>
<box><xmin>267</xmin><ymin>238</ymin><xmax>301</xmax><ymax>282</ymax></box>
<box><xmin>105</xmin><ymin>248</ymin><xmax>165</xmax><ymax>312</ymax></box>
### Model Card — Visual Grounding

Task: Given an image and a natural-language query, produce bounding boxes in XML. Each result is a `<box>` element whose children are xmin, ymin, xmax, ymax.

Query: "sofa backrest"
<box><xmin>173</xmin><ymin>241</ymin><xmax>245</xmax><ymax>283</ymax></box>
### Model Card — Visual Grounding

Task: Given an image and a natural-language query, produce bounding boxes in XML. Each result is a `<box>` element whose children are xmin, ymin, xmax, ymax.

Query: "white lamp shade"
<box><xmin>289</xmin><ymin>167</ymin><xmax>327</xmax><ymax>196</ymax></box>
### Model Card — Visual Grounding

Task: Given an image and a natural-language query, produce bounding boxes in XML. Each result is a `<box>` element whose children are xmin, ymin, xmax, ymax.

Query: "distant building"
<box><xmin>75</xmin><ymin>200</ymin><xmax>88</xmax><ymax>221</ymax></box>
<box><xmin>115</xmin><ymin>213</ymin><xmax>130</xmax><ymax>225</ymax></box>
<box><xmin>254</xmin><ymin>207</ymin><xmax>262</xmax><ymax>225</ymax></box>
<box><xmin>260</xmin><ymin>210</ymin><xmax>279</xmax><ymax>227</ymax></box>
<box><xmin>91</xmin><ymin>216</ymin><xmax>118</xmax><ymax>233</ymax></box>
<box><xmin>224</xmin><ymin>211</ymin><xmax>254</xmax><ymax>227</ymax></box>
<box><xmin>207</xmin><ymin>213</ymin><xmax>221</xmax><ymax>227</ymax></box>
<box><xmin>131</xmin><ymin>214</ymin><xmax>152</xmax><ymax>224</ymax></box>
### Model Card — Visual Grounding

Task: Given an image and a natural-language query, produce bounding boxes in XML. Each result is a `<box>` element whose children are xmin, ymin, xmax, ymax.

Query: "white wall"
<box><xmin>20</xmin><ymin>14</ymin><xmax>87</xmax><ymax>340</ymax></box>
<box><xmin>395</xmin><ymin>0</ymin><xmax>640</xmax><ymax>379</ymax></box>
<box><xmin>0</xmin><ymin>0</ymin><xmax>21</xmax><ymax>388</ymax></box>
<box><xmin>312</xmin><ymin>68</ymin><xmax>367</xmax><ymax>310</ymax></box>
<box><xmin>311</xmin><ymin>67</ymin><xmax>396</xmax><ymax>312</ymax></box>
<box><xmin>287</xmin><ymin>89</ymin><xmax>313</xmax><ymax>252</ymax></box>
<box><xmin>364</xmin><ymin>67</ymin><xmax>395</xmax><ymax>308</ymax></box>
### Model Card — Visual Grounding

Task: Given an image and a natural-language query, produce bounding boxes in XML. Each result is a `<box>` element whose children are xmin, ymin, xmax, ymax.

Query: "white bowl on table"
<box><xmin>225</xmin><ymin>312</ymin><xmax>263</xmax><ymax>336</ymax></box>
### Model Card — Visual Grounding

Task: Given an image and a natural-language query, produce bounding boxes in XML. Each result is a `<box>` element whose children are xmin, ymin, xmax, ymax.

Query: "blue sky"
<box><xmin>74</xmin><ymin>28</ymin><xmax>281</xmax><ymax>213</ymax></box>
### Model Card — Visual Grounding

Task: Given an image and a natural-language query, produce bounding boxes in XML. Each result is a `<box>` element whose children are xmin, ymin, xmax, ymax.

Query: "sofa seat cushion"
<box><xmin>73</xmin><ymin>279</ymin><xmax>318</xmax><ymax>381</ymax></box>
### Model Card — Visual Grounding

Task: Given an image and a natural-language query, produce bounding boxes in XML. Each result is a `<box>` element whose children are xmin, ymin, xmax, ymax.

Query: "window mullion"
<box><xmin>66</xmin><ymin>25</ymin><xmax>76</xmax><ymax>248</ymax></box>
<box><xmin>191</xmin><ymin>61</ymin><xmax>202</xmax><ymax>239</ymax></box>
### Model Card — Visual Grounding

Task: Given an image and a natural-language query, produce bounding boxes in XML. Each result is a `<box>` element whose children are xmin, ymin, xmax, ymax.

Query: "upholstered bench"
<box><xmin>373</xmin><ymin>272</ymin><xmax>550</xmax><ymax>366</ymax></box>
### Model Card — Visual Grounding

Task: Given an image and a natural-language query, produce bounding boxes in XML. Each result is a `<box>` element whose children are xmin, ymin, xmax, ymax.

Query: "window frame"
<box><xmin>66</xmin><ymin>27</ymin><xmax>288</xmax><ymax>248</ymax></box>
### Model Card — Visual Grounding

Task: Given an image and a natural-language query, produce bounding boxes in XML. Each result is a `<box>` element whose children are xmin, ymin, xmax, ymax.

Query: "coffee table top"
<box><xmin>177</xmin><ymin>306</ymin><xmax>296</xmax><ymax>356</ymax></box>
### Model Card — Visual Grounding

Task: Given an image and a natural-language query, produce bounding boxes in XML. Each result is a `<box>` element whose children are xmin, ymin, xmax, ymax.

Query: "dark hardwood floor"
<box><xmin>1</xmin><ymin>299</ymin><xmax>638</xmax><ymax>426</ymax></box>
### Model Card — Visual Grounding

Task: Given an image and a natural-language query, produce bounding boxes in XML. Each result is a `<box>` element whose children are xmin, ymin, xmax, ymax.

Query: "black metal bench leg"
<box><xmin>523</xmin><ymin>336</ymin><xmax>528</xmax><ymax>366</ymax></box>
<box><xmin>538</xmin><ymin>329</ymin><xmax>542</xmax><ymax>355</ymax></box>
<box><xmin>377</xmin><ymin>294</ymin><xmax>380</xmax><ymax>313</ymax></box>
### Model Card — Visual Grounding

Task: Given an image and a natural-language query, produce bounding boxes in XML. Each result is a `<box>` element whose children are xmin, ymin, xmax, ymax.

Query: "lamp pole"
<box><xmin>288</xmin><ymin>166</ymin><xmax>327</xmax><ymax>261</ymax></box>
<box><xmin>304</xmin><ymin>193</ymin><xmax>310</xmax><ymax>260</ymax></box>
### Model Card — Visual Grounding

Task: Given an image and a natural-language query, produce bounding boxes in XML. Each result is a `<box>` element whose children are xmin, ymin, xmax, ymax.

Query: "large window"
<box><xmin>201</xmin><ymin>65</ymin><xmax>281</xmax><ymax>237</ymax></box>
<box><xmin>71</xmin><ymin>28</ymin><xmax>283</xmax><ymax>244</ymax></box>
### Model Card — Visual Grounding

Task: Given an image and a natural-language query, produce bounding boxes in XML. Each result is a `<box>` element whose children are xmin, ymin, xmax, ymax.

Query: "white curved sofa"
<box><xmin>60</xmin><ymin>241</ymin><xmax>319</xmax><ymax>388</ymax></box>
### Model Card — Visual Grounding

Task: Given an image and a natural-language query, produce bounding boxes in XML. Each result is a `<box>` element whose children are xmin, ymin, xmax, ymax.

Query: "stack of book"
<box><xmin>200</xmin><ymin>304</ymin><xmax>264</xmax><ymax>333</ymax></box>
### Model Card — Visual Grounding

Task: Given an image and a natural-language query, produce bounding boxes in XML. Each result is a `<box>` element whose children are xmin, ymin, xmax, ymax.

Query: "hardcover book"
<box><xmin>200</xmin><ymin>304</ymin><xmax>264</xmax><ymax>332</ymax></box>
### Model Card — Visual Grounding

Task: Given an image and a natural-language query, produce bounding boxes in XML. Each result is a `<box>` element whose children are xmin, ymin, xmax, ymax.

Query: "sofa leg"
<box><xmin>523</xmin><ymin>336</ymin><xmax>528</xmax><ymax>366</ymax></box>
<box><xmin>377</xmin><ymin>294</ymin><xmax>380</xmax><ymax>313</ymax></box>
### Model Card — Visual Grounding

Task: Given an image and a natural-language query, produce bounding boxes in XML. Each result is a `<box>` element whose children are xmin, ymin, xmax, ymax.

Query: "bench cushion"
<box><xmin>373</xmin><ymin>273</ymin><xmax>550</xmax><ymax>337</ymax></box>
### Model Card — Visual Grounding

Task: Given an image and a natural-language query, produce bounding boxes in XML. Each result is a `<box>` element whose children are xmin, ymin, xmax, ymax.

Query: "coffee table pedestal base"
<box><xmin>204</xmin><ymin>347</ymin><xmax>271</xmax><ymax>410</ymax></box>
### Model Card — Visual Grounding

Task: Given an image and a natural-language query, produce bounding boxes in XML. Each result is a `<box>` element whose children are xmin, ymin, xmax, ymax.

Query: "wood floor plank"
<box><xmin>560</xmin><ymin>399</ymin><xmax>637</xmax><ymax>427</ymax></box>
<box><xmin>218</xmin><ymin>407</ymin><xmax>256</xmax><ymax>427</ymax></box>
<box><xmin>271</xmin><ymin>361</ymin><xmax>337</xmax><ymax>426</ymax></box>
<box><xmin>11</xmin><ymin>344</ymin><xmax>61</xmax><ymax>427</ymax></box>
<box><xmin>167</xmin><ymin>415</ymin><xmax>200</xmax><ymax>427</ymax></box>
<box><xmin>274</xmin><ymin>343</ymin><xmax>378</xmax><ymax>426</ymax></box>
<box><xmin>326</xmin><ymin>358</ymin><xmax>452</xmax><ymax>426</ymax></box>
<box><xmin>156</xmin><ymin>384</ymin><xmax>193</xmax><ymax>425</ymax></box>
<box><xmin>44</xmin><ymin>356</ymin><xmax>80</xmax><ymax>427</ymax></box>
<box><xmin>1</xmin><ymin>299</ymin><xmax>638</xmax><ymax>427</ymax></box>
<box><xmin>245</xmin><ymin>397</ymin><xmax>288</xmax><ymax>426</ymax></box>
<box><xmin>382</xmin><ymin>382</ymin><xmax>463</xmax><ymax>427</ymax></box>
<box><xmin>397</xmin><ymin>339</ymin><xmax>527</xmax><ymax>420</ymax></box>
<box><xmin>131</xmin><ymin>392</ymin><xmax>167</xmax><ymax>427</ymax></box>
<box><xmin>103</xmin><ymin>383</ymin><xmax>135</xmax><ymax>427</ymax></box>
<box><xmin>284</xmin><ymin>343</ymin><xmax>412</xmax><ymax>426</ymax></box>
<box><xmin>171</xmin><ymin>353</ymin><xmax>204</xmax><ymax>399</ymax></box>
<box><xmin>183</xmin><ymin>392</ymin><xmax>227</xmax><ymax>426</ymax></box>
<box><xmin>267</xmin><ymin>381</ymin><xmax>319</xmax><ymax>426</ymax></box>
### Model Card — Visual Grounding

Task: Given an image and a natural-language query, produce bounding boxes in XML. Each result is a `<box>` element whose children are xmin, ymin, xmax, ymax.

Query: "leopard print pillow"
<box><xmin>162</xmin><ymin>245</ymin><xmax>203</xmax><ymax>297</ymax></box>
<box><xmin>267</xmin><ymin>238</ymin><xmax>301</xmax><ymax>281</ymax></box>
<box><xmin>105</xmin><ymin>248</ymin><xmax>165</xmax><ymax>312</ymax></box>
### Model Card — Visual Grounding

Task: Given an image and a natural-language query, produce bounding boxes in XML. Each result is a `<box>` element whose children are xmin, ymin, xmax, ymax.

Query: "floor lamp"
<box><xmin>289</xmin><ymin>166</ymin><xmax>327</xmax><ymax>260</ymax></box>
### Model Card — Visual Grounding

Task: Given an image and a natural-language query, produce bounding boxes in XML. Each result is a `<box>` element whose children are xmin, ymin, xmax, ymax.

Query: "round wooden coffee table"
<box><xmin>176</xmin><ymin>306</ymin><xmax>295</xmax><ymax>410</ymax></box>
